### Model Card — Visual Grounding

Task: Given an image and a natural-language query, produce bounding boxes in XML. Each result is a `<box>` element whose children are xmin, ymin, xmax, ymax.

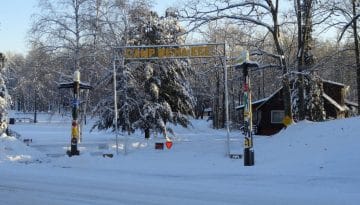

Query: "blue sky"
<box><xmin>0</xmin><ymin>0</ymin><xmax>37</xmax><ymax>54</ymax></box>
<box><xmin>0</xmin><ymin>0</ymin><xmax>177</xmax><ymax>55</ymax></box>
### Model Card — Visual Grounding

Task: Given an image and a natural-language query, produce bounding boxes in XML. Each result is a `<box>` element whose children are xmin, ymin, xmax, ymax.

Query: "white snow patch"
<box><xmin>0</xmin><ymin>112</ymin><xmax>359</xmax><ymax>205</ymax></box>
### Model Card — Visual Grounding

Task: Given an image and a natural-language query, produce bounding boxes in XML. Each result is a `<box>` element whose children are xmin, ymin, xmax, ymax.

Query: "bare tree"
<box><xmin>28</xmin><ymin>0</ymin><xmax>126</xmax><ymax>118</ymax></box>
<box><xmin>29</xmin><ymin>0</ymin><xmax>94</xmax><ymax>74</ymax></box>
<box><xmin>295</xmin><ymin>0</ymin><xmax>310</xmax><ymax>120</ymax></box>
<box><xmin>181</xmin><ymin>0</ymin><xmax>293</xmax><ymax>121</ymax></box>
<box><xmin>329</xmin><ymin>0</ymin><xmax>360</xmax><ymax>114</ymax></box>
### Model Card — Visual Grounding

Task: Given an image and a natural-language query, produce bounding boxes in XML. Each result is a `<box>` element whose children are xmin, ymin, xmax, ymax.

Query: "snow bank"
<box><xmin>0</xmin><ymin>133</ymin><xmax>44</xmax><ymax>163</ymax></box>
<box><xmin>255</xmin><ymin>118</ymin><xmax>360</xmax><ymax>176</ymax></box>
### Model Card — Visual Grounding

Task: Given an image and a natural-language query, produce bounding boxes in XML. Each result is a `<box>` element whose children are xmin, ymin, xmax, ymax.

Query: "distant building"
<box><xmin>236</xmin><ymin>80</ymin><xmax>358</xmax><ymax>135</ymax></box>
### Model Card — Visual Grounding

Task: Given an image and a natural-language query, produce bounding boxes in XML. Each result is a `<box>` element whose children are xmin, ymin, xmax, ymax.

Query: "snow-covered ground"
<box><xmin>1</xmin><ymin>112</ymin><xmax>359</xmax><ymax>205</ymax></box>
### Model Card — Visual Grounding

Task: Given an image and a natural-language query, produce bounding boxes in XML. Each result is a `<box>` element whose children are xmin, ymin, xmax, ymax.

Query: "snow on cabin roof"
<box><xmin>345</xmin><ymin>99</ymin><xmax>358</xmax><ymax>107</ymax></box>
<box><xmin>235</xmin><ymin>87</ymin><xmax>282</xmax><ymax>110</ymax></box>
<box><xmin>235</xmin><ymin>97</ymin><xmax>270</xmax><ymax>110</ymax></box>
<box><xmin>322</xmin><ymin>80</ymin><xmax>346</xmax><ymax>87</ymax></box>
<box><xmin>323</xmin><ymin>93</ymin><xmax>347</xmax><ymax>112</ymax></box>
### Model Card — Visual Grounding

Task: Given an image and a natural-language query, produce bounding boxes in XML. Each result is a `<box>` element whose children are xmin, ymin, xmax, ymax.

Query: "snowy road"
<box><xmin>1</xmin><ymin>163</ymin><xmax>358</xmax><ymax>205</ymax></box>
<box><xmin>1</xmin><ymin>114</ymin><xmax>360</xmax><ymax>204</ymax></box>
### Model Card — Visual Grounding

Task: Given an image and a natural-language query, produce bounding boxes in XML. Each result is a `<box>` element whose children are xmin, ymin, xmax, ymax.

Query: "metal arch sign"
<box><xmin>115</xmin><ymin>43</ymin><xmax>225</xmax><ymax>60</ymax></box>
<box><xmin>112</xmin><ymin>42</ymin><xmax>234</xmax><ymax>157</ymax></box>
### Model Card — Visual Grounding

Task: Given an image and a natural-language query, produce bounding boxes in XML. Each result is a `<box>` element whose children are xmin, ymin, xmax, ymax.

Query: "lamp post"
<box><xmin>235</xmin><ymin>50</ymin><xmax>258</xmax><ymax>166</ymax></box>
<box><xmin>34</xmin><ymin>65</ymin><xmax>38</xmax><ymax>123</ymax></box>
<box><xmin>59</xmin><ymin>70</ymin><xmax>92</xmax><ymax>156</ymax></box>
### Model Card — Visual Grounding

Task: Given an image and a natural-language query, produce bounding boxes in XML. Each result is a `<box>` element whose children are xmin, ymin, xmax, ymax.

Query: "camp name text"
<box><xmin>124</xmin><ymin>46</ymin><xmax>216</xmax><ymax>59</ymax></box>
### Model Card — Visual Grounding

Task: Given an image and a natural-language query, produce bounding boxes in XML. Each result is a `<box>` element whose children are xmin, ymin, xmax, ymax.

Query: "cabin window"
<box><xmin>271</xmin><ymin>110</ymin><xmax>285</xmax><ymax>124</ymax></box>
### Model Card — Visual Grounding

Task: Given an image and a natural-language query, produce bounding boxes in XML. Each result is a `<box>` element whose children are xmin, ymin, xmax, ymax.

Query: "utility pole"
<box><xmin>113</xmin><ymin>56</ymin><xmax>119</xmax><ymax>155</ymax></box>
<box><xmin>34</xmin><ymin>64</ymin><xmax>38</xmax><ymax>123</ymax></box>
<box><xmin>242</xmin><ymin>63</ymin><xmax>254</xmax><ymax>166</ymax></box>
<box><xmin>235</xmin><ymin>50</ymin><xmax>258</xmax><ymax>166</ymax></box>
<box><xmin>59</xmin><ymin>70</ymin><xmax>92</xmax><ymax>156</ymax></box>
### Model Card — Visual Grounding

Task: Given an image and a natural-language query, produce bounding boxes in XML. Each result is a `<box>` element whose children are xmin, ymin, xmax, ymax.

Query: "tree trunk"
<box><xmin>213</xmin><ymin>71</ymin><xmax>220</xmax><ymax>129</ymax></box>
<box><xmin>352</xmin><ymin>0</ymin><xmax>360</xmax><ymax>115</ymax></box>
<box><xmin>296</xmin><ymin>0</ymin><xmax>306</xmax><ymax>121</ymax></box>
<box><xmin>308</xmin><ymin>72</ymin><xmax>325</xmax><ymax>121</ymax></box>
<box><xmin>270</xmin><ymin>0</ymin><xmax>293</xmax><ymax>120</ymax></box>
<box><xmin>221</xmin><ymin>87</ymin><xmax>226</xmax><ymax>128</ymax></box>
<box><xmin>145</xmin><ymin>128</ymin><xmax>150</xmax><ymax>139</ymax></box>
<box><xmin>34</xmin><ymin>88</ymin><xmax>38</xmax><ymax>123</ymax></box>
<box><xmin>282</xmin><ymin>76</ymin><xmax>292</xmax><ymax>120</ymax></box>
<box><xmin>297</xmin><ymin>74</ymin><xmax>305</xmax><ymax>120</ymax></box>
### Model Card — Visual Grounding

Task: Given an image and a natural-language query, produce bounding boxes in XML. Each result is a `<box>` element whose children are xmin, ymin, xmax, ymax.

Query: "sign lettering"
<box><xmin>122</xmin><ymin>45</ymin><xmax>219</xmax><ymax>59</ymax></box>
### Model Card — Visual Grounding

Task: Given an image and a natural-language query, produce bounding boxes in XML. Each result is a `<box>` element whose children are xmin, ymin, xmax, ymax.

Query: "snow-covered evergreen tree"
<box><xmin>292</xmin><ymin>71</ymin><xmax>325</xmax><ymax>122</ymax></box>
<box><xmin>306</xmin><ymin>71</ymin><xmax>325</xmax><ymax>121</ymax></box>
<box><xmin>93</xmin><ymin>6</ymin><xmax>195</xmax><ymax>138</ymax></box>
<box><xmin>134</xmin><ymin>63</ymin><xmax>173</xmax><ymax>137</ymax></box>
<box><xmin>130</xmin><ymin>8</ymin><xmax>195</xmax><ymax>137</ymax></box>
<box><xmin>92</xmin><ymin>62</ymin><xmax>141</xmax><ymax>133</ymax></box>
<box><xmin>291</xmin><ymin>77</ymin><xmax>300</xmax><ymax>121</ymax></box>
<box><xmin>0</xmin><ymin>54</ymin><xmax>11</xmax><ymax>135</ymax></box>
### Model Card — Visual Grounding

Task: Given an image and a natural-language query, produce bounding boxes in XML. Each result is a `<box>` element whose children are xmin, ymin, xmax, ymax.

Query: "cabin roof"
<box><xmin>322</xmin><ymin>80</ymin><xmax>346</xmax><ymax>87</ymax></box>
<box><xmin>235</xmin><ymin>79</ymin><xmax>352</xmax><ymax>111</ymax></box>
<box><xmin>345</xmin><ymin>99</ymin><xmax>358</xmax><ymax>107</ymax></box>
<box><xmin>256</xmin><ymin>87</ymin><xmax>283</xmax><ymax>111</ymax></box>
<box><xmin>235</xmin><ymin>97</ymin><xmax>269</xmax><ymax>110</ymax></box>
